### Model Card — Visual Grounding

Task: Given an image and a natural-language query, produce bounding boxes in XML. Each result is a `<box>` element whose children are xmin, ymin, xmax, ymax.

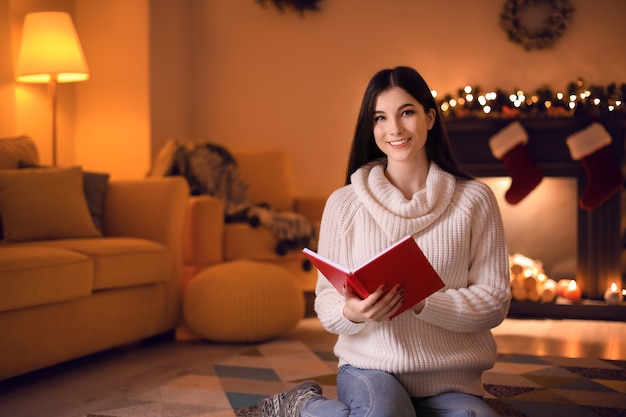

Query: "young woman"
<box><xmin>238</xmin><ymin>66</ymin><xmax>510</xmax><ymax>417</ymax></box>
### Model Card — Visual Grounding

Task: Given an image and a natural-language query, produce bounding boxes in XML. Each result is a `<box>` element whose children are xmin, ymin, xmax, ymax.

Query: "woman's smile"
<box><xmin>388</xmin><ymin>137</ymin><xmax>411</xmax><ymax>146</ymax></box>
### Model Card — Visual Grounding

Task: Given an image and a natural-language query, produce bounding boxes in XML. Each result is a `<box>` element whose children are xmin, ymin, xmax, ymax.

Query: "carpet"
<box><xmin>85</xmin><ymin>335</ymin><xmax>626</xmax><ymax>417</ymax></box>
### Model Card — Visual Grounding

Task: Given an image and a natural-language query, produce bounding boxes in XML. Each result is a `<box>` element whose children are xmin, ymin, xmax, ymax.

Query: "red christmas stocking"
<box><xmin>489</xmin><ymin>121</ymin><xmax>543</xmax><ymax>204</ymax></box>
<box><xmin>566</xmin><ymin>123</ymin><xmax>623</xmax><ymax>211</ymax></box>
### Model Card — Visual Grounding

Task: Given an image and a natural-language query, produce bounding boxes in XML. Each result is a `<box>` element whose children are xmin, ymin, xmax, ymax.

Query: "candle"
<box><xmin>562</xmin><ymin>280</ymin><xmax>581</xmax><ymax>302</ymax></box>
<box><xmin>556</xmin><ymin>279</ymin><xmax>572</xmax><ymax>297</ymax></box>
<box><xmin>604</xmin><ymin>283</ymin><xmax>623</xmax><ymax>305</ymax></box>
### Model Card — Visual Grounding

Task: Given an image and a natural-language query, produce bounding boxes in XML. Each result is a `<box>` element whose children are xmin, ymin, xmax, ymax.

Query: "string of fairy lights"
<box><xmin>433</xmin><ymin>79</ymin><xmax>626</xmax><ymax>119</ymax></box>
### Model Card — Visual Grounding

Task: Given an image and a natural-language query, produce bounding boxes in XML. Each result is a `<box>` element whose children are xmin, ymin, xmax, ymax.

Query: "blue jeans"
<box><xmin>301</xmin><ymin>365</ymin><xmax>499</xmax><ymax>417</ymax></box>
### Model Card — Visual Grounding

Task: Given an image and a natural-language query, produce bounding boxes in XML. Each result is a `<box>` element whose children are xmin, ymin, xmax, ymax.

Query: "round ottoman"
<box><xmin>183</xmin><ymin>260</ymin><xmax>305</xmax><ymax>342</ymax></box>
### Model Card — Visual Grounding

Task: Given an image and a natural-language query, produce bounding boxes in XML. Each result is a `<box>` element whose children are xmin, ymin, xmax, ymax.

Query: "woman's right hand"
<box><xmin>342</xmin><ymin>283</ymin><xmax>405</xmax><ymax>323</ymax></box>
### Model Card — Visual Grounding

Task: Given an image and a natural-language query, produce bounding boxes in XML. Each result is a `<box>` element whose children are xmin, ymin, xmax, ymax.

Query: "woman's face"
<box><xmin>372</xmin><ymin>87</ymin><xmax>435</xmax><ymax>165</ymax></box>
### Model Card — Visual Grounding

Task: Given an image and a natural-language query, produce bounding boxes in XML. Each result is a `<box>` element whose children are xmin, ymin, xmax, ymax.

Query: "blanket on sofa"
<box><xmin>150</xmin><ymin>140</ymin><xmax>316</xmax><ymax>255</ymax></box>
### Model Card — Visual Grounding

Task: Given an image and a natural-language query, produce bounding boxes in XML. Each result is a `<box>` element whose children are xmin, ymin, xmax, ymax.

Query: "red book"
<box><xmin>302</xmin><ymin>235</ymin><xmax>445</xmax><ymax>319</ymax></box>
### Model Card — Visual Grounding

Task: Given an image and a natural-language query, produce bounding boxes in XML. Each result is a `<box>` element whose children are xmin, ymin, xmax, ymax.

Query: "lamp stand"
<box><xmin>48</xmin><ymin>79</ymin><xmax>58</xmax><ymax>166</ymax></box>
<box><xmin>16</xmin><ymin>12</ymin><xmax>89</xmax><ymax>165</ymax></box>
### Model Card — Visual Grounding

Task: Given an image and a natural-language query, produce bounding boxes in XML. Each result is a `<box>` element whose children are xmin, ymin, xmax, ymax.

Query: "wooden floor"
<box><xmin>0</xmin><ymin>317</ymin><xmax>624</xmax><ymax>417</ymax></box>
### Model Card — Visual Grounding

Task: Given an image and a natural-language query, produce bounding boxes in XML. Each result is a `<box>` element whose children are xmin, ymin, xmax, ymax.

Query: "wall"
<box><xmin>74</xmin><ymin>0</ymin><xmax>150</xmax><ymax>178</ymax></box>
<box><xmin>170</xmin><ymin>0</ymin><xmax>626</xmax><ymax>198</ymax></box>
<box><xmin>0</xmin><ymin>0</ymin><xmax>150</xmax><ymax>178</ymax></box>
<box><xmin>149</xmin><ymin>0</ymin><xmax>191</xmax><ymax>156</ymax></box>
<box><xmin>0</xmin><ymin>0</ymin><xmax>14</xmax><ymax>136</ymax></box>
<box><xmin>1</xmin><ymin>0</ymin><xmax>625</xmax><ymax>187</ymax></box>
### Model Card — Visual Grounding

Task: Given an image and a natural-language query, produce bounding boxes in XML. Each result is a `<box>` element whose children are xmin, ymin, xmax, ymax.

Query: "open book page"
<box><xmin>301</xmin><ymin>247</ymin><xmax>361</xmax><ymax>296</ymax></box>
<box><xmin>302</xmin><ymin>235</ymin><xmax>445</xmax><ymax>318</ymax></box>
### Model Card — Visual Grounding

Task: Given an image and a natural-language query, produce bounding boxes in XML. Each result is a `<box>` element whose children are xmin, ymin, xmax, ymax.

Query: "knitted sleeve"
<box><xmin>313</xmin><ymin>186</ymin><xmax>367</xmax><ymax>336</ymax></box>
<box><xmin>417</xmin><ymin>181</ymin><xmax>511</xmax><ymax>332</ymax></box>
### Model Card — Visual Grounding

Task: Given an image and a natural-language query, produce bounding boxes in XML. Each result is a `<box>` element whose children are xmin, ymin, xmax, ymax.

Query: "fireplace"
<box><xmin>446</xmin><ymin>116</ymin><xmax>625</xmax><ymax>321</ymax></box>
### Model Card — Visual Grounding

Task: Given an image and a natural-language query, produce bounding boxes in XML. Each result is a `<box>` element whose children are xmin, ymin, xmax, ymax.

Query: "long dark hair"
<box><xmin>345</xmin><ymin>66</ymin><xmax>472</xmax><ymax>184</ymax></box>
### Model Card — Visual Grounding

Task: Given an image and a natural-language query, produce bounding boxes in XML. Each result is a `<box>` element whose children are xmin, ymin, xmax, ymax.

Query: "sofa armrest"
<box><xmin>103</xmin><ymin>176</ymin><xmax>189</xmax><ymax>260</ymax></box>
<box><xmin>183</xmin><ymin>195</ymin><xmax>225</xmax><ymax>267</ymax></box>
<box><xmin>294</xmin><ymin>196</ymin><xmax>327</xmax><ymax>224</ymax></box>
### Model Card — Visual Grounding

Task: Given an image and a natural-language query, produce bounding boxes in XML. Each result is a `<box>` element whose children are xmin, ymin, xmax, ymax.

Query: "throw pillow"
<box><xmin>0</xmin><ymin>135</ymin><xmax>38</xmax><ymax>169</ymax></box>
<box><xmin>18</xmin><ymin>161</ymin><xmax>109</xmax><ymax>232</ymax></box>
<box><xmin>0</xmin><ymin>166</ymin><xmax>101</xmax><ymax>242</ymax></box>
<box><xmin>0</xmin><ymin>135</ymin><xmax>39</xmax><ymax>240</ymax></box>
<box><xmin>82</xmin><ymin>171</ymin><xmax>109</xmax><ymax>231</ymax></box>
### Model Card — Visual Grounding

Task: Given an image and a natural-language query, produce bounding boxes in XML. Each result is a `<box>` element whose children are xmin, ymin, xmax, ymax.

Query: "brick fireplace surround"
<box><xmin>446</xmin><ymin>116</ymin><xmax>625</xmax><ymax>321</ymax></box>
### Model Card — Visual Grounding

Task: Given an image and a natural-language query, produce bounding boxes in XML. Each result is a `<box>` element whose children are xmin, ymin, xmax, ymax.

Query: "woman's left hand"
<box><xmin>342</xmin><ymin>284</ymin><xmax>405</xmax><ymax>323</ymax></box>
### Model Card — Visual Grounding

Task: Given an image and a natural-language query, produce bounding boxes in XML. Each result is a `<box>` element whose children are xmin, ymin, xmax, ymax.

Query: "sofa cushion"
<box><xmin>225</xmin><ymin>223</ymin><xmax>308</xmax><ymax>261</ymax></box>
<box><xmin>27</xmin><ymin>237</ymin><xmax>173</xmax><ymax>290</ymax></box>
<box><xmin>225</xmin><ymin>223</ymin><xmax>280</xmax><ymax>260</ymax></box>
<box><xmin>0</xmin><ymin>166</ymin><xmax>101</xmax><ymax>242</ymax></box>
<box><xmin>18</xmin><ymin>161</ymin><xmax>110</xmax><ymax>232</ymax></box>
<box><xmin>0</xmin><ymin>245</ymin><xmax>93</xmax><ymax>312</ymax></box>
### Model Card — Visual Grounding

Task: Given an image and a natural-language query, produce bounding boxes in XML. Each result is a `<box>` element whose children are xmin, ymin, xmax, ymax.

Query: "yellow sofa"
<box><xmin>182</xmin><ymin>149</ymin><xmax>327</xmax><ymax>293</ymax></box>
<box><xmin>0</xmin><ymin>136</ymin><xmax>189</xmax><ymax>380</ymax></box>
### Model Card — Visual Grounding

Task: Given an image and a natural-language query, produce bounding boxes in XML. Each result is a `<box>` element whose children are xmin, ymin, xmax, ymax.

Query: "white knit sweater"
<box><xmin>314</xmin><ymin>160</ymin><xmax>511</xmax><ymax>397</ymax></box>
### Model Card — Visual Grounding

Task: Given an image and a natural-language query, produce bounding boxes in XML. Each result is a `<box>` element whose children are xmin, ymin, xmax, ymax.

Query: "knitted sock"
<box><xmin>489</xmin><ymin>121</ymin><xmax>543</xmax><ymax>205</ymax></box>
<box><xmin>566</xmin><ymin>123</ymin><xmax>623</xmax><ymax>211</ymax></box>
<box><xmin>500</xmin><ymin>143</ymin><xmax>544</xmax><ymax>204</ymax></box>
<box><xmin>234</xmin><ymin>404</ymin><xmax>260</xmax><ymax>417</ymax></box>
<box><xmin>578</xmin><ymin>146</ymin><xmax>623</xmax><ymax>210</ymax></box>
<box><xmin>259</xmin><ymin>381</ymin><xmax>322</xmax><ymax>417</ymax></box>
<box><xmin>281</xmin><ymin>381</ymin><xmax>323</xmax><ymax>417</ymax></box>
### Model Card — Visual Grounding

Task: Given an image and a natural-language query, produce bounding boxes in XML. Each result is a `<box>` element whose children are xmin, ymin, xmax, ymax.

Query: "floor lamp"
<box><xmin>15</xmin><ymin>11</ymin><xmax>89</xmax><ymax>166</ymax></box>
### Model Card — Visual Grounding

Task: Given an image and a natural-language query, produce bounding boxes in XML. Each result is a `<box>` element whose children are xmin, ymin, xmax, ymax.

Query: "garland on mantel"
<box><xmin>255</xmin><ymin>0</ymin><xmax>322</xmax><ymax>14</ymax></box>
<box><xmin>436</xmin><ymin>79</ymin><xmax>626</xmax><ymax>120</ymax></box>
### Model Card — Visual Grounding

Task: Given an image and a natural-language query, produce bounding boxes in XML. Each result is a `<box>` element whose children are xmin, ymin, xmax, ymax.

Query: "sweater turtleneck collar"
<box><xmin>350</xmin><ymin>159</ymin><xmax>457</xmax><ymax>242</ymax></box>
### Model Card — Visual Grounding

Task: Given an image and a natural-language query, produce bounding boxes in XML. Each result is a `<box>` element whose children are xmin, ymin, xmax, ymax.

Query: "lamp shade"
<box><xmin>16</xmin><ymin>11</ymin><xmax>89</xmax><ymax>83</ymax></box>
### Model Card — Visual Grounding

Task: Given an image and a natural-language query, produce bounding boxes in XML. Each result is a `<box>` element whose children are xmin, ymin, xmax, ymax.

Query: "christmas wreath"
<box><xmin>256</xmin><ymin>0</ymin><xmax>322</xmax><ymax>14</ymax></box>
<box><xmin>500</xmin><ymin>0</ymin><xmax>575</xmax><ymax>51</ymax></box>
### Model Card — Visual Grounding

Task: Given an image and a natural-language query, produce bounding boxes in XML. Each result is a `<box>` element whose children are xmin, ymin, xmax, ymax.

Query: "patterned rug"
<box><xmin>85</xmin><ymin>335</ymin><xmax>626</xmax><ymax>417</ymax></box>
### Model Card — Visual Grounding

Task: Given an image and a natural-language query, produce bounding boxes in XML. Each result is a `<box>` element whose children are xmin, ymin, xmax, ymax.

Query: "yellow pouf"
<box><xmin>183</xmin><ymin>260</ymin><xmax>305</xmax><ymax>342</ymax></box>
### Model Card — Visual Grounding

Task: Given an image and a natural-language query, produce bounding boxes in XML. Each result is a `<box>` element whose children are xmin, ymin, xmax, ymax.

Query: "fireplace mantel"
<box><xmin>445</xmin><ymin>117</ymin><xmax>625</xmax><ymax>307</ymax></box>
